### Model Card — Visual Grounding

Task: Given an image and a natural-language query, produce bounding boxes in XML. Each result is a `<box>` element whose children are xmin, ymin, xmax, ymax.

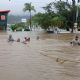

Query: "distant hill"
<box><xmin>7</xmin><ymin>15</ymin><xmax>30</xmax><ymax>24</ymax></box>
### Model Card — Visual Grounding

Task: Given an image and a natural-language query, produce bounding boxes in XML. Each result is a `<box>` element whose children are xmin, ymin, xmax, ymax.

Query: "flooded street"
<box><xmin>0</xmin><ymin>31</ymin><xmax>80</xmax><ymax>80</ymax></box>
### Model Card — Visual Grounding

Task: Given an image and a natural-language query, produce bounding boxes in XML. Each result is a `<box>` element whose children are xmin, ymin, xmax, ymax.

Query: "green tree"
<box><xmin>32</xmin><ymin>1</ymin><xmax>80</xmax><ymax>32</ymax></box>
<box><xmin>23</xmin><ymin>3</ymin><xmax>35</xmax><ymax>30</ymax></box>
<box><xmin>32</xmin><ymin>13</ymin><xmax>53</xmax><ymax>30</ymax></box>
<box><xmin>53</xmin><ymin>1</ymin><xmax>77</xmax><ymax>32</ymax></box>
<box><xmin>43</xmin><ymin>3</ymin><xmax>54</xmax><ymax>14</ymax></box>
<box><xmin>10</xmin><ymin>22</ymin><xmax>25</xmax><ymax>31</ymax></box>
<box><xmin>10</xmin><ymin>24</ymin><xmax>16</xmax><ymax>31</ymax></box>
<box><xmin>51</xmin><ymin>16</ymin><xmax>66</xmax><ymax>28</ymax></box>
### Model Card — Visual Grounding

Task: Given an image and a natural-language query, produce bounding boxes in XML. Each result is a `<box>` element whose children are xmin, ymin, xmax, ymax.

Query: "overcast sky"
<box><xmin>0</xmin><ymin>0</ymin><xmax>73</xmax><ymax>15</ymax></box>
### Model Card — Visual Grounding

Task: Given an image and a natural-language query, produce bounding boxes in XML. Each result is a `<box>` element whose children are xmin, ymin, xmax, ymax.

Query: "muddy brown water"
<box><xmin>0</xmin><ymin>31</ymin><xmax>80</xmax><ymax>80</ymax></box>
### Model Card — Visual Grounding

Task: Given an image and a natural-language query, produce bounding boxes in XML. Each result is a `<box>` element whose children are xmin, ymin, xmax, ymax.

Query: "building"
<box><xmin>0</xmin><ymin>10</ymin><xmax>10</xmax><ymax>31</ymax></box>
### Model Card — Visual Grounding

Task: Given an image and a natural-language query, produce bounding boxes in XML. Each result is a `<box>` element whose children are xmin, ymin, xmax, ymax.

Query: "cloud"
<box><xmin>0</xmin><ymin>0</ymin><xmax>57</xmax><ymax>15</ymax></box>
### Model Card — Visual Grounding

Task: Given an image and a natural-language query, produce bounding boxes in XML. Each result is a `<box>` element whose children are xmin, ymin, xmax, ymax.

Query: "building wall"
<box><xmin>0</xmin><ymin>12</ymin><xmax>8</xmax><ymax>31</ymax></box>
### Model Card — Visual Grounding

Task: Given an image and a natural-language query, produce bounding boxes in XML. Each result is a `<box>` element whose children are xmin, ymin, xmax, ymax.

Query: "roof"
<box><xmin>0</xmin><ymin>10</ymin><xmax>10</xmax><ymax>13</ymax></box>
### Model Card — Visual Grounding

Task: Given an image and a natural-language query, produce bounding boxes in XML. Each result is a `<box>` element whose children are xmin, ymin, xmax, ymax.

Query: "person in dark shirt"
<box><xmin>8</xmin><ymin>34</ymin><xmax>14</xmax><ymax>42</ymax></box>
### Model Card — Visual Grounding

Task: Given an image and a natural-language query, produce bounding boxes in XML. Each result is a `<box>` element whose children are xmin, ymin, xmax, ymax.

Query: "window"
<box><xmin>1</xmin><ymin>15</ymin><xmax>6</xmax><ymax>20</ymax></box>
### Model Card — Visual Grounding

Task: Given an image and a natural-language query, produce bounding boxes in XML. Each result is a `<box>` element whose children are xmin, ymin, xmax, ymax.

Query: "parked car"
<box><xmin>24</xmin><ymin>28</ymin><xmax>30</xmax><ymax>31</ymax></box>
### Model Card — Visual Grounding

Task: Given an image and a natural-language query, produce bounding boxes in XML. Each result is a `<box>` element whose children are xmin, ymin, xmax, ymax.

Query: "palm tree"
<box><xmin>23</xmin><ymin>3</ymin><xmax>35</xmax><ymax>30</ymax></box>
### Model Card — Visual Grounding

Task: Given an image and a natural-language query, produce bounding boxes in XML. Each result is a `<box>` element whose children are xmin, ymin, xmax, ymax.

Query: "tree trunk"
<box><xmin>30</xmin><ymin>10</ymin><xmax>32</xmax><ymax>31</ymax></box>
<box><xmin>71</xmin><ymin>0</ymin><xmax>76</xmax><ymax>33</ymax></box>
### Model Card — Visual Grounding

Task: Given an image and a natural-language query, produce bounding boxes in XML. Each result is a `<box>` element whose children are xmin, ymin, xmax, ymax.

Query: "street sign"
<box><xmin>21</xmin><ymin>19</ymin><xmax>26</xmax><ymax>23</ymax></box>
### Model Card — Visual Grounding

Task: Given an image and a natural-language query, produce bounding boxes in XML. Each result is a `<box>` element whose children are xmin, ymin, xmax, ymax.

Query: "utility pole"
<box><xmin>71</xmin><ymin>0</ymin><xmax>76</xmax><ymax>33</ymax></box>
<box><xmin>72</xmin><ymin>0</ymin><xmax>80</xmax><ymax>33</ymax></box>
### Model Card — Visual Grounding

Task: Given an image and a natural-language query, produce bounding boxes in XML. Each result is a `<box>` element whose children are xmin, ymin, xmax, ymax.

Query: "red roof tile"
<box><xmin>0</xmin><ymin>10</ymin><xmax>10</xmax><ymax>13</ymax></box>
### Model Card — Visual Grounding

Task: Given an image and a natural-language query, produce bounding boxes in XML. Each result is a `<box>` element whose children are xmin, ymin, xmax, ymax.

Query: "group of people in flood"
<box><xmin>70</xmin><ymin>35</ymin><xmax>80</xmax><ymax>46</ymax></box>
<box><xmin>8</xmin><ymin>34</ymin><xmax>80</xmax><ymax>46</ymax></box>
<box><xmin>8</xmin><ymin>34</ymin><xmax>30</xmax><ymax>44</ymax></box>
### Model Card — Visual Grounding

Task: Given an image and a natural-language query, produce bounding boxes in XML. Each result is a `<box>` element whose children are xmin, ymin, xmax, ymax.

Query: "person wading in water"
<box><xmin>70</xmin><ymin>35</ymin><xmax>80</xmax><ymax>46</ymax></box>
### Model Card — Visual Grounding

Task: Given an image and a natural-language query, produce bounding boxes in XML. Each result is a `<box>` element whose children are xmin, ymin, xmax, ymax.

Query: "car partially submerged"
<box><xmin>24</xmin><ymin>28</ymin><xmax>30</xmax><ymax>31</ymax></box>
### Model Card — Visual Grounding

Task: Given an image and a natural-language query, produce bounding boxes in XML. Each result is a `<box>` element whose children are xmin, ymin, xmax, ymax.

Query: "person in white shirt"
<box><xmin>70</xmin><ymin>35</ymin><xmax>80</xmax><ymax>46</ymax></box>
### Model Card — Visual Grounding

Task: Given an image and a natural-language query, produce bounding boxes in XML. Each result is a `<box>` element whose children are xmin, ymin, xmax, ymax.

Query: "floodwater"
<box><xmin>0</xmin><ymin>31</ymin><xmax>80</xmax><ymax>80</ymax></box>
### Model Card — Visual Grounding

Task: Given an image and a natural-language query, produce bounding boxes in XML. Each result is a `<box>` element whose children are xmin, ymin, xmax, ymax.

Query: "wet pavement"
<box><xmin>0</xmin><ymin>31</ymin><xmax>80</xmax><ymax>80</ymax></box>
